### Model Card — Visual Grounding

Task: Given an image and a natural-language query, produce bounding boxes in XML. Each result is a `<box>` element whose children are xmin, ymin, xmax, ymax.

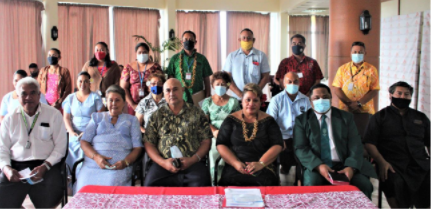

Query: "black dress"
<box><xmin>216</xmin><ymin>115</ymin><xmax>283</xmax><ymax>186</ymax></box>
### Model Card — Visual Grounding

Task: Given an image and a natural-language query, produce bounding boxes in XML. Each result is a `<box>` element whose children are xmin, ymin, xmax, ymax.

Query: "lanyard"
<box><xmin>100</xmin><ymin>63</ymin><xmax>106</xmax><ymax>76</ymax></box>
<box><xmin>350</xmin><ymin>65</ymin><xmax>364</xmax><ymax>81</ymax></box>
<box><xmin>187</xmin><ymin>58</ymin><xmax>194</xmax><ymax>72</ymax></box>
<box><xmin>21</xmin><ymin>109</ymin><xmax>40</xmax><ymax>136</ymax></box>
<box><xmin>137</xmin><ymin>63</ymin><xmax>148</xmax><ymax>88</ymax></box>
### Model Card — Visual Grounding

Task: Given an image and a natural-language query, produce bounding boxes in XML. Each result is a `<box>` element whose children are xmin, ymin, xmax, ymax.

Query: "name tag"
<box><xmin>138</xmin><ymin>89</ymin><xmax>145</xmax><ymax>97</ymax></box>
<box><xmin>298</xmin><ymin>73</ymin><xmax>303</xmax><ymax>78</ymax></box>
<box><xmin>414</xmin><ymin>119</ymin><xmax>423</xmax><ymax>125</ymax></box>
<box><xmin>348</xmin><ymin>83</ymin><xmax>354</xmax><ymax>91</ymax></box>
<box><xmin>186</xmin><ymin>73</ymin><xmax>192</xmax><ymax>80</ymax></box>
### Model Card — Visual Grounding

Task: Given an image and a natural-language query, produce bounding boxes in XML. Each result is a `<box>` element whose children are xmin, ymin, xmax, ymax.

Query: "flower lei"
<box><xmin>179</xmin><ymin>52</ymin><xmax>197</xmax><ymax>89</ymax></box>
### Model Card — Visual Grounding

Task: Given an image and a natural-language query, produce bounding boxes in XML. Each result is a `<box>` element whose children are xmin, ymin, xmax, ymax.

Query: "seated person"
<box><xmin>143</xmin><ymin>78</ymin><xmax>212</xmax><ymax>187</ymax></box>
<box><xmin>202</xmin><ymin>71</ymin><xmax>240</xmax><ymax>184</ymax></box>
<box><xmin>266</xmin><ymin>72</ymin><xmax>311</xmax><ymax>180</ymax></box>
<box><xmin>75</xmin><ymin>85</ymin><xmax>143</xmax><ymax>193</ymax></box>
<box><xmin>293</xmin><ymin>84</ymin><xmax>377</xmax><ymax>199</ymax></box>
<box><xmin>135</xmin><ymin>73</ymin><xmax>167</xmax><ymax>133</ymax></box>
<box><xmin>0</xmin><ymin>77</ymin><xmax>67</xmax><ymax>208</ymax></box>
<box><xmin>216</xmin><ymin>83</ymin><xmax>283</xmax><ymax>186</ymax></box>
<box><xmin>365</xmin><ymin>81</ymin><xmax>430</xmax><ymax>208</ymax></box>
<box><xmin>1</xmin><ymin>70</ymin><xmax>47</xmax><ymax>124</ymax></box>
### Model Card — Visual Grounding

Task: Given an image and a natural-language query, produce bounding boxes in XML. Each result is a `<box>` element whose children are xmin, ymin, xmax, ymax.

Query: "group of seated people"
<box><xmin>0</xmin><ymin>29</ymin><xmax>429</xmax><ymax>209</ymax></box>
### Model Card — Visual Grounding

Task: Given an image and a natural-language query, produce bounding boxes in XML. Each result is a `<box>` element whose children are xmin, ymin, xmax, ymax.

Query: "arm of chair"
<box><xmin>71</xmin><ymin>158</ymin><xmax>84</xmax><ymax>185</ymax></box>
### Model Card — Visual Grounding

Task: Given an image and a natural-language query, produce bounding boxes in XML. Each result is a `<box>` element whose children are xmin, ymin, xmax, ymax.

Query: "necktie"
<box><xmin>320</xmin><ymin>115</ymin><xmax>332</xmax><ymax>167</ymax></box>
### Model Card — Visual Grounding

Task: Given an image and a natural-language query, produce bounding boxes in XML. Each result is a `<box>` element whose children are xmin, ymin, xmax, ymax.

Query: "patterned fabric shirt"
<box><xmin>332</xmin><ymin>61</ymin><xmax>380</xmax><ymax>114</ymax></box>
<box><xmin>275</xmin><ymin>55</ymin><xmax>324</xmax><ymax>95</ymax></box>
<box><xmin>166</xmin><ymin>50</ymin><xmax>213</xmax><ymax>104</ymax></box>
<box><xmin>135</xmin><ymin>94</ymin><xmax>167</xmax><ymax>129</ymax></box>
<box><xmin>143</xmin><ymin>102</ymin><xmax>213</xmax><ymax>159</ymax></box>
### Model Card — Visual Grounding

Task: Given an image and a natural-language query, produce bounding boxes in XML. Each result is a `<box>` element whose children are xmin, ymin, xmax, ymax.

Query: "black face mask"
<box><xmin>30</xmin><ymin>71</ymin><xmax>39</xmax><ymax>78</ymax></box>
<box><xmin>292</xmin><ymin>45</ymin><xmax>304</xmax><ymax>55</ymax></box>
<box><xmin>183</xmin><ymin>40</ymin><xmax>195</xmax><ymax>51</ymax></box>
<box><xmin>392</xmin><ymin>97</ymin><xmax>411</xmax><ymax>109</ymax></box>
<box><xmin>48</xmin><ymin>57</ymin><xmax>59</xmax><ymax>65</ymax></box>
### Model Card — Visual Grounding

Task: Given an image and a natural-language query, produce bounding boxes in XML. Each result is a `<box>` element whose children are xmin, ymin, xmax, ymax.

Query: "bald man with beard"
<box><xmin>143</xmin><ymin>78</ymin><xmax>212</xmax><ymax>186</ymax></box>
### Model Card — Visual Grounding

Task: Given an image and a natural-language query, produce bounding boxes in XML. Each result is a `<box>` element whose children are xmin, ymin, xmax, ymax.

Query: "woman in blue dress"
<box><xmin>62</xmin><ymin>71</ymin><xmax>104</xmax><ymax>174</ymax></box>
<box><xmin>75</xmin><ymin>85</ymin><xmax>143</xmax><ymax>193</ymax></box>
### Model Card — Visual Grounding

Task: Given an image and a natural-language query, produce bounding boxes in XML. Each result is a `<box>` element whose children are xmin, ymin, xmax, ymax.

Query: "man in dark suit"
<box><xmin>294</xmin><ymin>83</ymin><xmax>377</xmax><ymax>199</ymax></box>
<box><xmin>365</xmin><ymin>81</ymin><xmax>430</xmax><ymax>208</ymax></box>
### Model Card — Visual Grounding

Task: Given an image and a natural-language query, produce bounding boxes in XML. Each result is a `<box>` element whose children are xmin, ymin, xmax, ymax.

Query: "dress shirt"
<box><xmin>223</xmin><ymin>48</ymin><xmax>270</xmax><ymax>99</ymax></box>
<box><xmin>314</xmin><ymin>109</ymin><xmax>340</xmax><ymax>162</ymax></box>
<box><xmin>0</xmin><ymin>91</ymin><xmax>48</xmax><ymax>116</ymax></box>
<box><xmin>0</xmin><ymin>103</ymin><xmax>67</xmax><ymax>170</ymax></box>
<box><xmin>135</xmin><ymin>94</ymin><xmax>167</xmax><ymax>129</ymax></box>
<box><xmin>266</xmin><ymin>91</ymin><xmax>311</xmax><ymax>139</ymax></box>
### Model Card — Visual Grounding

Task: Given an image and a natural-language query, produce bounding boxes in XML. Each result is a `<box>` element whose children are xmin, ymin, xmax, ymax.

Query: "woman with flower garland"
<box><xmin>166</xmin><ymin>30</ymin><xmax>213</xmax><ymax>104</ymax></box>
<box><xmin>216</xmin><ymin>83</ymin><xmax>283</xmax><ymax>186</ymax></box>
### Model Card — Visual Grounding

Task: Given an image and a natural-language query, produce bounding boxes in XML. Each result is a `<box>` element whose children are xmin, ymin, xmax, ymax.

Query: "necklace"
<box><xmin>242</xmin><ymin>112</ymin><xmax>259</xmax><ymax>142</ymax></box>
<box><xmin>179</xmin><ymin>52</ymin><xmax>197</xmax><ymax>89</ymax></box>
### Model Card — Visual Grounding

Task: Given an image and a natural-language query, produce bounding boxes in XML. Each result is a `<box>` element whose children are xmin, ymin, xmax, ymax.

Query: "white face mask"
<box><xmin>137</xmin><ymin>54</ymin><xmax>149</xmax><ymax>63</ymax></box>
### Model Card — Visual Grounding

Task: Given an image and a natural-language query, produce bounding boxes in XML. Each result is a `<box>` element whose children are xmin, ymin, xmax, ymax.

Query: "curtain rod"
<box><xmin>58</xmin><ymin>2</ymin><xmax>109</xmax><ymax>8</ymax></box>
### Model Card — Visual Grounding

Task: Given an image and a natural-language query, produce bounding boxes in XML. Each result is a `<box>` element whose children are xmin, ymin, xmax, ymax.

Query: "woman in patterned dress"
<box><xmin>121</xmin><ymin>42</ymin><xmax>163</xmax><ymax>115</ymax></box>
<box><xmin>75</xmin><ymin>85</ymin><xmax>143</xmax><ymax>193</ymax></box>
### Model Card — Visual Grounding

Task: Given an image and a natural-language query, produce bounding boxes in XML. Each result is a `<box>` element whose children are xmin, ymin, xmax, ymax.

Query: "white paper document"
<box><xmin>18</xmin><ymin>168</ymin><xmax>36</xmax><ymax>179</ymax></box>
<box><xmin>225</xmin><ymin>188</ymin><xmax>264</xmax><ymax>208</ymax></box>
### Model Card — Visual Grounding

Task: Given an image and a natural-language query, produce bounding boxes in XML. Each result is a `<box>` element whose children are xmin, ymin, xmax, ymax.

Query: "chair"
<box><xmin>60</xmin><ymin>133</ymin><xmax>69</xmax><ymax>207</ymax></box>
<box><xmin>213</xmin><ymin>156</ymin><xmax>281</xmax><ymax>186</ymax></box>
<box><xmin>71</xmin><ymin>149</ymin><xmax>145</xmax><ymax>187</ymax></box>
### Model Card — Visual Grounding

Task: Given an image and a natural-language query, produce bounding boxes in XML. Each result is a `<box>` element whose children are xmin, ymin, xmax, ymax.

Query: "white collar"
<box><xmin>314</xmin><ymin>108</ymin><xmax>332</xmax><ymax>121</ymax></box>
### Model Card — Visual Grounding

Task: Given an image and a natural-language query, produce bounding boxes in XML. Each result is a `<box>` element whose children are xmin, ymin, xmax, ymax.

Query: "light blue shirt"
<box><xmin>62</xmin><ymin>92</ymin><xmax>103</xmax><ymax>132</ymax></box>
<box><xmin>0</xmin><ymin>91</ymin><xmax>48</xmax><ymax>116</ymax></box>
<box><xmin>266</xmin><ymin>91</ymin><xmax>311</xmax><ymax>139</ymax></box>
<box><xmin>223</xmin><ymin>48</ymin><xmax>270</xmax><ymax>99</ymax></box>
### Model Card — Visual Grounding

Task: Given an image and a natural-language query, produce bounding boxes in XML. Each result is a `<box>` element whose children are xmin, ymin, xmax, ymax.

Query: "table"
<box><xmin>63</xmin><ymin>185</ymin><xmax>377</xmax><ymax>209</ymax></box>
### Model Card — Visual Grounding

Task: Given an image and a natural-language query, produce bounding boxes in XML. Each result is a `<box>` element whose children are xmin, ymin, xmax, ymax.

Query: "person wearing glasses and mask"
<box><xmin>121</xmin><ymin>43</ymin><xmax>163</xmax><ymax>115</ymax></box>
<box><xmin>274</xmin><ymin>34</ymin><xmax>323</xmax><ymax>96</ymax></box>
<box><xmin>223</xmin><ymin>28</ymin><xmax>270</xmax><ymax>100</ymax></box>
<box><xmin>0</xmin><ymin>77</ymin><xmax>67</xmax><ymax>208</ymax></box>
<box><xmin>293</xmin><ymin>84</ymin><xmax>376</xmax><ymax>199</ymax></box>
<box><xmin>135</xmin><ymin>73</ymin><xmax>167</xmax><ymax>133</ymax></box>
<box><xmin>166</xmin><ymin>31</ymin><xmax>213</xmax><ymax>105</ymax></box>
<box><xmin>37</xmin><ymin>48</ymin><xmax>72</xmax><ymax>113</ymax></box>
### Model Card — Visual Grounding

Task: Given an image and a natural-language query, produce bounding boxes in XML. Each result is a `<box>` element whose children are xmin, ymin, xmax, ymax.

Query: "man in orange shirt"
<box><xmin>332</xmin><ymin>41</ymin><xmax>380</xmax><ymax>115</ymax></box>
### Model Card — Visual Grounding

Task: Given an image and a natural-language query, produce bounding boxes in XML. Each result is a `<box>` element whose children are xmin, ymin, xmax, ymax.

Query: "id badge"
<box><xmin>348</xmin><ymin>83</ymin><xmax>354</xmax><ymax>91</ymax></box>
<box><xmin>298</xmin><ymin>73</ymin><xmax>303</xmax><ymax>78</ymax></box>
<box><xmin>138</xmin><ymin>88</ymin><xmax>145</xmax><ymax>97</ymax></box>
<box><xmin>186</xmin><ymin>73</ymin><xmax>192</xmax><ymax>80</ymax></box>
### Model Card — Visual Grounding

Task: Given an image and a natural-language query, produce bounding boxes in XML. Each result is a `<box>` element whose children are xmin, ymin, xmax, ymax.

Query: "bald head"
<box><xmin>284</xmin><ymin>72</ymin><xmax>300</xmax><ymax>86</ymax></box>
<box><xmin>164</xmin><ymin>78</ymin><xmax>184</xmax><ymax>105</ymax></box>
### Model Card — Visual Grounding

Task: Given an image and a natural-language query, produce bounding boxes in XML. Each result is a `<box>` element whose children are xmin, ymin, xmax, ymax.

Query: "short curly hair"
<box><xmin>243</xmin><ymin>83</ymin><xmax>263</xmax><ymax>99</ymax></box>
<box><xmin>211</xmin><ymin>71</ymin><xmax>232</xmax><ymax>85</ymax></box>
<box><xmin>147</xmin><ymin>73</ymin><xmax>166</xmax><ymax>84</ymax></box>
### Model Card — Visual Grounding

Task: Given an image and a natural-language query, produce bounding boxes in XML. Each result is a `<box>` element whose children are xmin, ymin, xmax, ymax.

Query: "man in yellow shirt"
<box><xmin>332</xmin><ymin>42</ymin><xmax>380</xmax><ymax>115</ymax></box>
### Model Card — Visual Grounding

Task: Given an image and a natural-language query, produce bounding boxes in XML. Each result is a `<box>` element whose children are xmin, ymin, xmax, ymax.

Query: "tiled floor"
<box><xmin>22</xmin><ymin>167</ymin><xmax>390</xmax><ymax>209</ymax></box>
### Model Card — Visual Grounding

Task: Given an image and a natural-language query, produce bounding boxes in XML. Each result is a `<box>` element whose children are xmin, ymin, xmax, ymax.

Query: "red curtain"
<box><xmin>58</xmin><ymin>4</ymin><xmax>110</xmax><ymax>91</ymax></box>
<box><xmin>0</xmin><ymin>0</ymin><xmax>44</xmax><ymax>98</ymax></box>
<box><xmin>288</xmin><ymin>16</ymin><xmax>312</xmax><ymax>56</ymax></box>
<box><xmin>176</xmin><ymin>11</ymin><xmax>221</xmax><ymax>72</ymax></box>
<box><xmin>114</xmin><ymin>8</ymin><xmax>160</xmax><ymax>67</ymax></box>
<box><xmin>226</xmin><ymin>12</ymin><xmax>270</xmax><ymax>56</ymax></box>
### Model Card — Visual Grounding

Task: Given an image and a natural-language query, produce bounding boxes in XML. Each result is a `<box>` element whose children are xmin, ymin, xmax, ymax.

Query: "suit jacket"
<box><xmin>294</xmin><ymin>107</ymin><xmax>377</xmax><ymax>178</ymax></box>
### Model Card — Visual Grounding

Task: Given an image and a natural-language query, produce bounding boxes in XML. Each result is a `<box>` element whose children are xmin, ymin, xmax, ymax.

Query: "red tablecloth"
<box><xmin>63</xmin><ymin>185</ymin><xmax>377</xmax><ymax>209</ymax></box>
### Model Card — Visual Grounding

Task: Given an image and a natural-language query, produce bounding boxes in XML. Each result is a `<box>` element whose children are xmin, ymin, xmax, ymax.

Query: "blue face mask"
<box><xmin>285</xmin><ymin>84</ymin><xmax>299</xmax><ymax>95</ymax></box>
<box><xmin>150</xmin><ymin>86</ymin><xmax>163</xmax><ymax>95</ymax></box>
<box><xmin>313</xmin><ymin>99</ymin><xmax>331</xmax><ymax>113</ymax></box>
<box><xmin>351</xmin><ymin>54</ymin><xmax>364</xmax><ymax>64</ymax></box>
<box><xmin>214</xmin><ymin>86</ymin><xmax>227</xmax><ymax>96</ymax></box>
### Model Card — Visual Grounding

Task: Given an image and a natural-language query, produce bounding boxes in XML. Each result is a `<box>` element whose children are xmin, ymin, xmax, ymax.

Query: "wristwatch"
<box><xmin>356</xmin><ymin>101</ymin><xmax>362</xmax><ymax>108</ymax></box>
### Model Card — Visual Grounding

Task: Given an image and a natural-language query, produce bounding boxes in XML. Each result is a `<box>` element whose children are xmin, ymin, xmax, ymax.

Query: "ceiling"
<box><xmin>287</xmin><ymin>0</ymin><xmax>330</xmax><ymax>15</ymax></box>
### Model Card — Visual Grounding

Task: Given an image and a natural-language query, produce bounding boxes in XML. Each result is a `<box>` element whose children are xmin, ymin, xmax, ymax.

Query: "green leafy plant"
<box><xmin>133</xmin><ymin>35</ymin><xmax>182</xmax><ymax>66</ymax></box>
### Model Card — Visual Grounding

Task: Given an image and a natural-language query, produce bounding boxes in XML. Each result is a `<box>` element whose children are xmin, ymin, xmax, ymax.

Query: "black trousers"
<box><xmin>0</xmin><ymin>160</ymin><xmax>63</xmax><ymax>208</ymax></box>
<box><xmin>144</xmin><ymin>161</ymin><xmax>211</xmax><ymax>187</ymax></box>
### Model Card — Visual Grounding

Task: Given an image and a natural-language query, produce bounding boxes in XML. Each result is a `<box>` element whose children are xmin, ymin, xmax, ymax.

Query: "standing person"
<box><xmin>29</xmin><ymin>63</ymin><xmax>39</xmax><ymax>79</ymax></box>
<box><xmin>0</xmin><ymin>70</ymin><xmax>47</xmax><ymax>124</ymax></box>
<box><xmin>275</xmin><ymin>34</ymin><xmax>323</xmax><ymax>96</ymax></box>
<box><xmin>82</xmin><ymin>42</ymin><xmax>121</xmax><ymax>98</ymax></box>
<box><xmin>62</xmin><ymin>72</ymin><xmax>104</xmax><ymax>175</ymax></box>
<box><xmin>266</xmin><ymin>72</ymin><xmax>311</xmax><ymax>181</ymax></box>
<box><xmin>332</xmin><ymin>41</ymin><xmax>380</xmax><ymax>115</ymax></box>
<box><xmin>166</xmin><ymin>30</ymin><xmax>213</xmax><ymax>105</ymax></box>
<box><xmin>223</xmin><ymin>28</ymin><xmax>270</xmax><ymax>100</ymax></box>
<box><xmin>364</xmin><ymin>81</ymin><xmax>430</xmax><ymax>208</ymax></box>
<box><xmin>121</xmin><ymin>43</ymin><xmax>163</xmax><ymax>115</ymax></box>
<box><xmin>38</xmin><ymin>48</ymin><xmax>72</xmax><ymax>113</ymax></box>
<box><xmin>0</xmin><ymin>77</ymin><xmax>67</xmax><ymax>208</ymax></box>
